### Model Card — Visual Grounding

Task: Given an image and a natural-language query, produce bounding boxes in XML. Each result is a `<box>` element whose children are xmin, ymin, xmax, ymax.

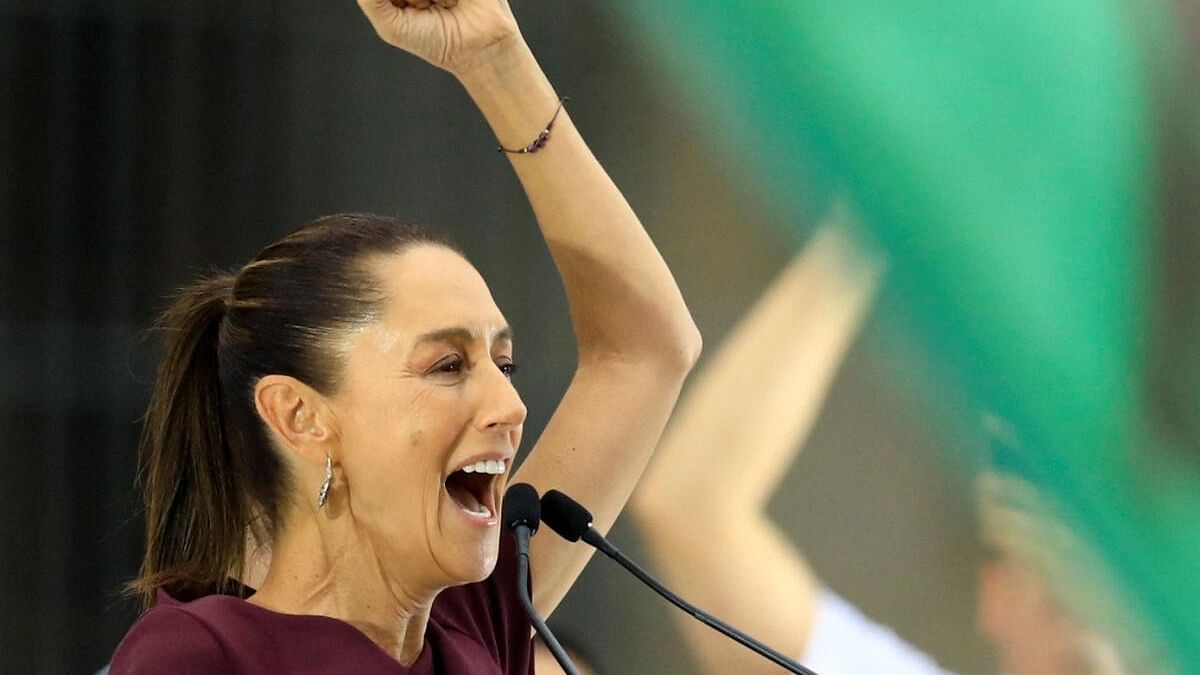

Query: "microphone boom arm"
<box><xmin>581</xmin><ymin>527</ymin><xmax>819</xmax><ymax>675</ymax></box>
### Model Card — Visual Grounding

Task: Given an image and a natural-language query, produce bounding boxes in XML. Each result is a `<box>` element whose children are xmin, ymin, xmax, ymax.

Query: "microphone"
<box><xmin>540</xmin><ymin>489</ymin><xmax>820</xmax><ymax>675</ymax></box>
<box><xmin>502</xmin><ymin>483</ymin><xmax>581</xmax><ymax>675</ymax></box>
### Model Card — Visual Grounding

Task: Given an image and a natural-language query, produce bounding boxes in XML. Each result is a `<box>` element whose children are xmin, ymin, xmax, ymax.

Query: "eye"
<box><xmin>433</xmin><ymin>355</ymin><xmax>464</xmax><ymax>375</ymax></box>
<box><xmin>497</xmin><ymin>359</ymin><xmax>518</xmax><ymax>378</ymax></box>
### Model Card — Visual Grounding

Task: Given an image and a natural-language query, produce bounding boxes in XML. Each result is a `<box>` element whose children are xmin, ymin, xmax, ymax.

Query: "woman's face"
<box><xmin>328</xmin><ymin>244</ymin><xmax>526</xmax><ymax>588</ymax></box>
<box><xmin>978</xmin><ymin>553</ymin><xmax>1095</xmax><ymax>675</ymax></box>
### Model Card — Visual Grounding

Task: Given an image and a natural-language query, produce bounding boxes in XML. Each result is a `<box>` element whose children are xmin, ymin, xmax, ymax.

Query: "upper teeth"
<box><xmin>461</xmin><ymin>459</ymin><xmax>506</xmax><ymax>475</ymax></box>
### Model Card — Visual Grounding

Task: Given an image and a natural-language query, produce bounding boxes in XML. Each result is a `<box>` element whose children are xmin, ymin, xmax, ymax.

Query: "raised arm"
<box><xmin>631</xmin><ymin>221</ymin><xmax>883</xmax><ymax>674</ymax></box>
<box><xmin>357</xmin><ymin>0</ymin><xmax>702</xmax><ymax>616</ymax></box>
<box><xmin>457</xmin><ymin>31</ymin><xmax>702</xmax><ymax>619</ymax></box>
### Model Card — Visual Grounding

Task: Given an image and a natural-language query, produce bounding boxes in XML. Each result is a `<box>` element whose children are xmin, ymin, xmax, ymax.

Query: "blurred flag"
<box><xmin>607</xmin><ymin>1</ymin><xmax>1199</xmax><ymax>670</ymax></box>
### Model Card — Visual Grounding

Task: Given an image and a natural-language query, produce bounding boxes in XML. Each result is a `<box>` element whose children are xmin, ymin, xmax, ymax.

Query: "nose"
<box><xmin>476</xmin><ymin>363</ymin><xmax>527</xmax><ymax>432</ymax></box>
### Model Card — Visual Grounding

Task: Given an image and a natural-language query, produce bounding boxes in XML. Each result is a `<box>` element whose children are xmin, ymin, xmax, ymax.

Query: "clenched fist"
<box><xmin>357</xmin><ymin>0</ymin><xmax>523</xmax><ymax>76</ymax></box>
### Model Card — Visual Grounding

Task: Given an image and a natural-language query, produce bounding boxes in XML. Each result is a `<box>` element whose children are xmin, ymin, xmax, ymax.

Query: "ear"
<box><xmin>253</xmin><ymin>374</ymin><xmax>337</xmax><ymax>464</ymax></box>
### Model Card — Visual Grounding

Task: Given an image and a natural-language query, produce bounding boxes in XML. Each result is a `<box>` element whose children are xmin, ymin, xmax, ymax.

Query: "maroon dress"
<box><xmin>109</xmin><ymin>536</ymin><xmax>534</xmax><ymax>674</ymax></box>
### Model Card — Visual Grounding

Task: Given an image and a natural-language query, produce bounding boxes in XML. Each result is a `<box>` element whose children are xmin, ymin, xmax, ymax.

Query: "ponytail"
<box><xmin>128</xmin><ymin>273</ymin><xmax>248</xmax><ymax>608</ymax></box>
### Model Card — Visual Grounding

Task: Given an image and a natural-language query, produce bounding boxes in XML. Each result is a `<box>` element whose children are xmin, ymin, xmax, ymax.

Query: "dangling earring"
<box><xmin>317</xmin><ymin>455</ymin><xmax>332</xmax><ymax>508</ymax></box>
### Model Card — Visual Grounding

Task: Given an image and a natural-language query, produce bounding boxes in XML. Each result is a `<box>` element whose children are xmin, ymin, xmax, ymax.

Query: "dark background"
<box><xmin>1</xmin><ymin>3</ymin><xmax>990</xmax><ymax>672</ymax></box>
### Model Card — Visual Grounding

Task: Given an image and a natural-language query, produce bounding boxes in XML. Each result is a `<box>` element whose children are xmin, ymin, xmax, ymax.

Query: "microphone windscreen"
<box><xmin>540</xmin><ymin>489</ymin><xmax>594</xmax><ymax>542</ymax></box>
<box><xmin>503</xmin><ymin>482</ymin><xmax>541</xmax><ymax>532</ymax></box>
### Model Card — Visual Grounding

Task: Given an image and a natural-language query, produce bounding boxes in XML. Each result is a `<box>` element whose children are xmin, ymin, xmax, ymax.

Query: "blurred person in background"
<box><xmin>631</xmin><ymin>219</ymin><xmax>1144</xmax><ymax>674</ymax></box>
<box><xmin>107</xmin><ymin>0</ymin><xmax>701</xmax><ymax>672</ymax></box>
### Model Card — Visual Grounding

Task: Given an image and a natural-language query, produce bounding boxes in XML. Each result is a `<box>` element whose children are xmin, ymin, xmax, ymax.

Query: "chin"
<box><xmin>440</xmin><ymin>533</ymin><xmax>501</xmax><ymax>586</ymax></box>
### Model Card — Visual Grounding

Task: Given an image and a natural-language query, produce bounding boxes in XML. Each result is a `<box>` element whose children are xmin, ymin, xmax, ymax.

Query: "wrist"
<box><xmin>454</xmin><ymin>35</ymin><xmax>532</xmax><ymax>85</ymax></box>
<box><xmin>455</xmin><ymin>38</ymin><xmax>556</xmax><ymax>109</ymax></box>
<box><xmin>455</xmin><ymin>40</ymin><xmax>563</xmax><ymax>152</ymax></box>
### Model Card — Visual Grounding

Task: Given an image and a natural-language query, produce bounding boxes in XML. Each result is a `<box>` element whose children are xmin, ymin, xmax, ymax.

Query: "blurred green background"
<box><xmin>604</xmin><ymin>1</ymin><xmax>1199</xmax><ymax>670</ymax></box>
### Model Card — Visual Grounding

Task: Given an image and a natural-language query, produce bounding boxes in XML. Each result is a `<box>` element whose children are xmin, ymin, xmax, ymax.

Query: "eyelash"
<box><xmin>433</xmin><ymin>355</ymin><xmax>517</xmax><ymax>378</ymax></box>
<box><xmin>437</xmin><ymin>356</ymin><xmax>464</xmax><ymax>374</ymax></box>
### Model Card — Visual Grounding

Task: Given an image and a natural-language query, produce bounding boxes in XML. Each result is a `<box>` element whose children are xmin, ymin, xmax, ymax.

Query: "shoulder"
<box><xmin>109</xmin><ymin>605</ymin><xmax>233</xmax><ymax>675</ymax></box>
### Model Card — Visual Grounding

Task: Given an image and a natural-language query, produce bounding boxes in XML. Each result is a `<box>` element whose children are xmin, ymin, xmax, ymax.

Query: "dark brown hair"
<box><xmin>129</xmin><ymin>213</ymin><xmax>455</xmax><ymax>608</ymax></box>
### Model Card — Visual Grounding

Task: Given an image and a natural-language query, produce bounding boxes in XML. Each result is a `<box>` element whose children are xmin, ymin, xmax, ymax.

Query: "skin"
<box><xmin>244</xmin><ymin>0</ymin><xmax>702</xmax><ymax>666</ymax></box>
<box><xmin>533</xmin><ymin>640</ymin><xmax>595</xmax><ymax>675</ymax></box>
<box><xmin>978</xmin><ymin>553</ymin><xmax>1103</xmax><ymax>675</ymax></box>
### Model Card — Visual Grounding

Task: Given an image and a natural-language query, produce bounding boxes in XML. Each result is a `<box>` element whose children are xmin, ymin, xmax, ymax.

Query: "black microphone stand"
<box><xmin>513</xmin><ymin>524</ymin><xmax>581</xmax><ymax>675</ymax></box>
<box><xmin>504</xmin><ymin>483</ymin><xmax>581</xmax><ymax>675</ymax></box>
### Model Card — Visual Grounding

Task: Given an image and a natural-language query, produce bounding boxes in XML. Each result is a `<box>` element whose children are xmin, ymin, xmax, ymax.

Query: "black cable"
<box><xmin>539</xmin><ymin>488</ymin><xmax>819</xmax><ymax>675</ymax></box>
<box><xmin>515</xmin><ymin>541</ymin><xmax>581</xmax><ymax>675</ymax></box>
<box><xmin>584</xmin><ymin>530</ymin><xmax>818</xmax><ymax>675</ymax></box>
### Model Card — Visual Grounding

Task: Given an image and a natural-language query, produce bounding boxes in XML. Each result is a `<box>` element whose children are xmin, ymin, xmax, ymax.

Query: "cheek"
<box><xmin>336</xmin><ymin>381</ymin><xmax>480</xmax><ymax>516</ymax></box>
<box><xmin>340</xmin><ymin>382</ymin><xmax>429</xmax><ymax>459</ymax></box>
<box><xmin>337</xmin><ymin>405</ymin><xmax>429</xmax><ymax>514</ymax></box>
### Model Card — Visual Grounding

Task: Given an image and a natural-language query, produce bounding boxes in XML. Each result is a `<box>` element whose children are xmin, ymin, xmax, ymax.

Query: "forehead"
<box><xmin>368</xmin><ymin>245</ymin><xmax>508</xmax><ymax>339</ymax></box>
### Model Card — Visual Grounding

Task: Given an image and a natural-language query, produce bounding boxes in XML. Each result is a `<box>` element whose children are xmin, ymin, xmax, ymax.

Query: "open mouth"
<box><xmin>444</xmin><ymin>459</ymin><xmax>506</xmax><ymax>520</ymax></box>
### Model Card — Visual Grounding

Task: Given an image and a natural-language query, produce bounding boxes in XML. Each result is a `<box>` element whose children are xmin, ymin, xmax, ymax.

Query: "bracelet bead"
<box><xmin>498</xmin><ymin>97</ymin><xmax>569</xmax><ymax>155</ymax></box>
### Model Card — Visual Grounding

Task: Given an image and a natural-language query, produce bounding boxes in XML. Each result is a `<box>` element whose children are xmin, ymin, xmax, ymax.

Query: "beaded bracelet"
<box><xmin>497</xmin><ymin>97</ymin><xmax>569</xmax><ymax>154</ymax></box>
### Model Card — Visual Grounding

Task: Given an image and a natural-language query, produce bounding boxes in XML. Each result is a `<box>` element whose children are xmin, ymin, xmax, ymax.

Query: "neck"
<box><xmin>249</xmin><ymin>514</ymin><xmax>439</xmax><ymax>666</ymax></box>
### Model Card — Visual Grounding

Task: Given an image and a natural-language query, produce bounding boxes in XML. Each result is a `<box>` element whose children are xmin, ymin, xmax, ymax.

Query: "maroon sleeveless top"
<box><xmin>109</xmin><ymin>536</ymin><xmax>534</xmax><ymax>674</ymax></box>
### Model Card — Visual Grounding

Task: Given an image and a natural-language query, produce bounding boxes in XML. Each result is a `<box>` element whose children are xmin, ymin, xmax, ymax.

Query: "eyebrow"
<box><xmin>413</xmin><ymin>325</ymin><xmax>513</xmax><ymax>347</ymax></box>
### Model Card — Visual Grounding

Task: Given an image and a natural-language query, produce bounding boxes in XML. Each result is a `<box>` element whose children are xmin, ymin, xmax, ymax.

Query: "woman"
<box><xmin>109</xmin><ymin>0</ymin><xmax>701</xmax><ymax>672</ymax></box>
